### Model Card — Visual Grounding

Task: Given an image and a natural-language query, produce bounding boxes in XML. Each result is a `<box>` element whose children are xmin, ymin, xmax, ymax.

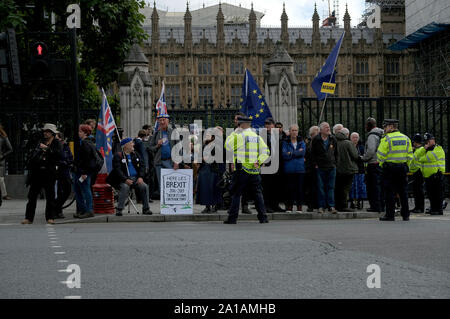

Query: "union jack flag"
<box><xmin>96</xmin><ymin>90</ymin><xmax>117</xmax><ymax>173</ymax></box>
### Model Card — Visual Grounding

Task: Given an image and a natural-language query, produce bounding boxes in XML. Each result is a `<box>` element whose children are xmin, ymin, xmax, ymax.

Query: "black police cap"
<box><xmin>382</xmin><ymin>119</ymin><xmax>399</xmax><ymax>126</ymax></box>
<box><xmin>423</xmin><ymin>132</ymin><xmax>435</xmax><ymax>141</ymax></box>
<box><xmin>412</xmin><ymin>133</ymin><xmax>423</xmax><ymax>143</ymax></box>
<box><xmin>237</xmin><ymin>116</ymin><xmax>252</xmax><ymax>123</ymax></box>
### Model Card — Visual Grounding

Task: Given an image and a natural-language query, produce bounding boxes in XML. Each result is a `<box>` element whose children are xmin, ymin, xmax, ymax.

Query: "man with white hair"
<box><xmin>333</xmin><ymin>123</ymin><xmax>344</xmax><ymax>135</ymax></box>
<box><xmin>335</xmin><ymin>127</ymin><xmax>359</xmax><ymax>212</ymax></box>
<box><xmin>311</xmin><ymin>122</ymin><xmax>338</xmax><ymax>214</ymax></box>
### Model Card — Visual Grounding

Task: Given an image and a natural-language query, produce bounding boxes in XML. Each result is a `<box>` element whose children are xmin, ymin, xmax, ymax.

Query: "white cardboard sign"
<box><xmin>160</xmin><ymin>169</ymin><xmax>193</xmax><ymax>215</ymax></box>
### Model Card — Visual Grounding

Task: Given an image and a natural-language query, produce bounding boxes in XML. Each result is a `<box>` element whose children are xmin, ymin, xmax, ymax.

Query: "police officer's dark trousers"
<box><xmin>228</xmin><ymin>170</ymin><xmax>268</xmax><ymax>222</ymax></box>
<box><xmin>425</xmin><ymin>172</ymin><xmax>443</xmax><ymax>214</ymax></box>
<box><xmin>411</xmin><ymin>170</ymin><xmax>424</xmax><ymax>212</ymax></box>
<box><xmin>383</xmin><ymin>163</ymin><xmax>409</xmax><ymax>219</ymax></box>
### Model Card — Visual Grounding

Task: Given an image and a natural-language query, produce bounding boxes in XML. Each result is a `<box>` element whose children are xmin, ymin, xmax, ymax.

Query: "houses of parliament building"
<box><xmin>139</xmin><ymin>2</ymin><xmax>412</xmax><ymax>109</ymax></box>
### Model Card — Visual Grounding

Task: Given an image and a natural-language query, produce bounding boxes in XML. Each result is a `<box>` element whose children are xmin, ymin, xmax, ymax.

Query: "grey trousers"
<box><xmin>117</xmin><ymin>179</ymin><xmax>150</xmax><ymax>211</ymax></box>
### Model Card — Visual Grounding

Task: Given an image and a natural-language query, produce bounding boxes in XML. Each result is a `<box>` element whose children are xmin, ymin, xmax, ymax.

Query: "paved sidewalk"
<box><xmin>0</xmin><ymin>198</ymin><xmax>448</xmax><ymax>225</ymax></box>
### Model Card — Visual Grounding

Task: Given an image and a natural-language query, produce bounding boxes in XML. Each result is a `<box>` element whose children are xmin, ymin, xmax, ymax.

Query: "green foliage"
<box><xmin>0</xmin><ymin>0</ymin><xmax>27</xmax><ymax>31</ymax></box>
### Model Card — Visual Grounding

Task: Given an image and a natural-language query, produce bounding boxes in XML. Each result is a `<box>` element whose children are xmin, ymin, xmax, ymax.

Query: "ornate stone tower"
<box><xmin>118</xmin><ymin>44</ymin><xmax>152</xmax><ymax>138</ymax></box>
<box><xmin>264</xmin><ymin>43</ymin><xmax>299</xmax><ymax>129</ymax></box>
<box><xmin>280</xmin><ymin>3</ymin><xmax>289</xmax><ymax>49</ymax></box>
<box><xmin>248</xmin><ymin>3</ymin><xmax>257</xmax><ymax>53</ymax></box>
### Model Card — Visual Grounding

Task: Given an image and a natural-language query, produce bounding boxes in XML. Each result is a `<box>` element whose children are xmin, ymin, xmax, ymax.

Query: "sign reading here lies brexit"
<box><xmin>161</xmin><ymin>169</ymin><xmax>193</xmax><ymax>215</ymax></box>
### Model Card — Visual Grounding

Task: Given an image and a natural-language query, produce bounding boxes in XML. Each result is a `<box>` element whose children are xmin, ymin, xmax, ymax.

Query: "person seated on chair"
<box><xmin>106</xmin><ymin>137</ymin><xmax>152</xmax><ymax>216</ymax></box>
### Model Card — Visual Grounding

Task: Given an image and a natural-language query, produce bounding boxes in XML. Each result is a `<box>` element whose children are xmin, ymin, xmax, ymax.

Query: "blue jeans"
<box><xmin>316</xmin><ymin>167</ymin><xmax>336</xmax><ymax>209</ymax></box>
<box><xmin>73</xmin><ymin>173</ymin><xmax>93</xmax><ymax>213</ymax></box>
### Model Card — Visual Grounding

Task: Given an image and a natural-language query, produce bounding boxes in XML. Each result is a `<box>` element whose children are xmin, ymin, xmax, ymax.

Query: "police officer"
<box><xmin>415</xmin><ymin>133</ymin><xmax>446</xmax><ymax>215</ymax></box>
<box><xmin>224</xmin><ymin>116</ymin><xmax>270</xmax><ymax>224</ymax></box>
<box><xmin>376</xmin><ymin>119</ymin><xmax>413</xmax><ymax>221</ymax></box>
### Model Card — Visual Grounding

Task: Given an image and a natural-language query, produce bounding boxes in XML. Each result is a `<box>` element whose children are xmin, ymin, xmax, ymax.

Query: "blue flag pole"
<box><xmin>317</xmin><ymin>31</ymin><xmax>345</xmax><ymax>125</ymax></box>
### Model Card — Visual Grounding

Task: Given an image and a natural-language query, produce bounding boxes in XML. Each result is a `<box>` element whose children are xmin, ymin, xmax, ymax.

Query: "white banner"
<box><xmin>160</xmin><ymin>169</ymin><xmax>194</xmax><ymax>215</ymax></box>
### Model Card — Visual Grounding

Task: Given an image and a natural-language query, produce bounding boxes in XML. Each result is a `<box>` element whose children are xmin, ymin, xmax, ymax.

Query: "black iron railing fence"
<box><xmin>2</xmin><ymin>96</ymin><xmax>449</xmax><ymax>174</ymax></box>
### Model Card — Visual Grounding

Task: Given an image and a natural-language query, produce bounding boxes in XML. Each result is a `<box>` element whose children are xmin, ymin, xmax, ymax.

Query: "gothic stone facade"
<box><xmin>142</xmin><ymin>3</ymin><xmax>413</xmax><ymax>109</ymax></box>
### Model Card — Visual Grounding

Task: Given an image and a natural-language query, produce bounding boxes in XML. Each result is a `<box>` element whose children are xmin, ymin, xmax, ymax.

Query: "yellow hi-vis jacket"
<box><xmin>225</xmin><ymin>128</ymin><xmax>270</xmax><ymax>175</ymax></box>
<box><xmin>376</xmin><ymin>131</ymin><xmax>413</xmax><ymax>167</ymax></box>
<box><xmin>409</xmin><ymin>147</ymin><xmax>423</xmax><ymax>173</ymax></box>
<box><xmin>414</xmin><ymin>145</ymin><xmax>446</xmax><ymax>178</ymax></box>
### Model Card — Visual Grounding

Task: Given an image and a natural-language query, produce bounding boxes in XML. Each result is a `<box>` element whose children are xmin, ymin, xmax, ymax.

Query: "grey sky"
<box><xmin>145</xmin><ymin>0</ymin><xmax>367</xmax><ymax>27</ymax></box>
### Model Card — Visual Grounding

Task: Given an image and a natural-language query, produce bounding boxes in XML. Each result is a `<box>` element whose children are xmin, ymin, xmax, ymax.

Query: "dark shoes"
<box><xmin>410</xmin><ymin>208</ymin><xmax>424</xmax><ymax>214</ymax></box>
<box><xmin>223</xmin><ymin>220</ymin><xmax>237</xmax><ymax>224</ymax></box>
<box><xmin>116</xmin><ymin>210</ymin><xmax>123</xmax><ymax>217</ymax></box>
<box><xmin>78</xmin><ymin>211</ymin><xmax>94</xmax><ymax>219</ymax></box>
<box><xmin>241</xmin><ymin>207</ymin><xmax>252</xmax><ymax>214</ymax></box>
<box><xmin>430</xmin><ymin>212</ymin><xmax>443</xmax><ymax>215</ymax></box>
<box><xmin>266</xmin><ymin>207</ymin><xmax>274</xmax><ymax>214</ymax></box>
<box><xmin>142</xmin><ymin>209</ymin><xmax>153</xmax><ymax>215</ymax></box>
<box><xmin>55</xmin><ymin>213</ymin><xmax>65</xmax><ymax>219</ymax></box>
<box><xmin>259</xmin><ymin>219</ymin><xmax>269</xmax><ymax>224</ymax></box>
<box><xmin>379</xmin><ymin>216</ymin><xmax>395</xmax><ymax>221</ymax></box>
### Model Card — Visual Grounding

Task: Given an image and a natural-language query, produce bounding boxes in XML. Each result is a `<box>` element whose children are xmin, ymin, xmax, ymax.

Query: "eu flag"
<box><xmin>311</xmin><ymin>32</ymin><xmax>345</xmax><ymax>100</ymax></box>
<box><xmin>240</xmin><ymin>69</ymin><xmax>273</xmax><ymax>128</ymax></box>
<box><xmin>96</xmin><ymin>90</ymin><xmax>117</xmax><ymax>173</ymax></box>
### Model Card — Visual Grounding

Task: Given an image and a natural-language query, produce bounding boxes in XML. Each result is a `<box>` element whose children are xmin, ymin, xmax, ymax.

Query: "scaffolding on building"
<box><xmin>412</xmin><ymin>29</ymin><xmax>450</xmax><ymax>97</ymax></box>
<box><xmin>358</xmin><ymin>0</ymin><xmax>405</xmax><ymax>28</ymax></box>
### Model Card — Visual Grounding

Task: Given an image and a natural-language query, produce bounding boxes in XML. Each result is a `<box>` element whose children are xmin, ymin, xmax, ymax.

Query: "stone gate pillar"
<box><xmin>118</xmin><ymin>43</ymin><xmax>152</xmax><ymax>138</ymax></box>
<box><xmin>264</xmin><ymin>43</ymin><xmax>298</xmax><ymax>130</ymax></box>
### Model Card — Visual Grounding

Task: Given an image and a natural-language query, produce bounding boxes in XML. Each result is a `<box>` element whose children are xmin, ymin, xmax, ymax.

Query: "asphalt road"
<box><xmin>1</xmin><ymin>215</ymin><xmax>450</xmax><ymax>299</ymax></box>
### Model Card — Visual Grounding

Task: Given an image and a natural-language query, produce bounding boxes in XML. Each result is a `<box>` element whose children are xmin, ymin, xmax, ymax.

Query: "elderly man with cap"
<box><xmin>415</xmin><ymin>133</ymin><xmax>446</xmax><ymax>215</ymax></box>
<box><xmin>149</xmin><ymin>114</ymin><xmax>178</xmax><ymax>193</ymax></box>
<box><xmin>409</xmin><ymin>133</ymin><xmax>425</xmax><ymax>214</ymax></box>
<box><xmin>22</xmin><ymin>123</ymin><xmax>63</xmax><ymax>225</ymax></box>
<box><xmin>376</xmin><ymin>119</ymin><xmax>413</xmax><ymax>221</ymax></box>
<box><xmin>107</xmin><ymin>137</ymin><xmax>152</xmax><ymax>216</ymax></box>
<box><xmin>224</xmin><ymin>115</ymin><xmax>270</xmax><ymax>224</ymax></box>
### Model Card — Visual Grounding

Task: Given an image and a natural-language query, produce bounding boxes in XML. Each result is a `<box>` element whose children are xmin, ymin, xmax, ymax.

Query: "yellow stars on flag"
<box><xmin>253</xmin><ymin>90</ymin><xmax>257</xmax><ymax>94</ymax></box>
<box><xmin>258</xmin><ymin>95</ymin><xmax>263</xmax><ymax>99</ymax></box>
<box><xmin>255</xmin><ymin>114</ymin><xmax>260</xmax><ymax>118</ymax></box>
<box><xmin>240</xmin><ymin>98</ymin><xmax>243</xmax><ymax>102</ymax></box>
<box><xmin>261</xmin><ymin>102</ymin><xmax>265</xmax><ymax>106</ymax></box>
<box><xmin>260</xmin><ymin>108</ymin><xmax>264</xmax><ymax>113</ymax></box>
<box><xmin>249</xmin><ymin>115</ymin><xmax>253</xmax><ymax>120</ymax></box>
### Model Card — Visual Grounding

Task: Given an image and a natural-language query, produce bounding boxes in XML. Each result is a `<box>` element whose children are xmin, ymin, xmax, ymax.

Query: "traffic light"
<box><xmin>30</xmin><ymin>41</ymin><xmax>49</xmax><ymax>78</ymax></box>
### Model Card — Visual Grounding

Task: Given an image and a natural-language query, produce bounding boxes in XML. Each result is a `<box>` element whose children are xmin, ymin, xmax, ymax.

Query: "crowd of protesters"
<box><xmin>0</xmin><ymin>112</ymin><xmax>446</xmax><ymax>223</ymax></box>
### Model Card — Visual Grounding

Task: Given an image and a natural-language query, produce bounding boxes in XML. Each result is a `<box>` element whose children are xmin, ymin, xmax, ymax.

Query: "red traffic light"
<box><xmin>32</xmin><ymin>41</ymin><xmax>48</xmax><ymax>58</ymax></box>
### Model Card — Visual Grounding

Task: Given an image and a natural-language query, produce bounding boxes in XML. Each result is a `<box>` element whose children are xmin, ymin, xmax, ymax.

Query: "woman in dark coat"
<box><xmin>195</xmin><ymin>127</ymin><xmax>225</xmax><ymax>213</ymax></box>
<box><xmin>349</xmin><ymin>132</ymin><xmax>367</xmax><ymax>209</ymax></box>
<box><xmin>73</xmin><ymin>124</ymin><xmax>97</xmax><ymax>219</ymax></box>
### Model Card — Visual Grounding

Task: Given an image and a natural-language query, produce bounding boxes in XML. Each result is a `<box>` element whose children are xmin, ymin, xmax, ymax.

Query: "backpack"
<box><xmin>87</xmin><ymin>142</ymin><xmax>104</xmax><ymax>173</ymax></box>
